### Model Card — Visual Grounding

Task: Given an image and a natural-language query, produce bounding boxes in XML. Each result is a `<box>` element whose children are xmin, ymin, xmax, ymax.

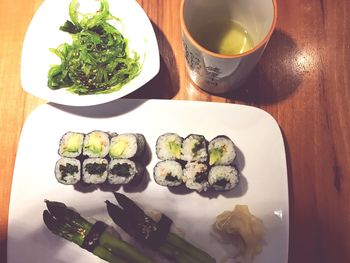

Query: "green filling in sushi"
<box><xmin>84</xmin><ymin>134</ymin><xmax>104</xmax><ymax>154</ymax></box>
<box><xmin>63</xmin><ymin>134</ymin><xmax>82</xmax><ymax>153</ymax></box>
<box><xmin>194</xmin><ymin>172</ymin><xmax>208</xmax><ymax>183</ymax></box>
<box><xmin>168</xmin><ymin>140</ymin><xmax>181</xmax><ymax>159</ymax></box>
<box><xmin>165</xmin><ymin>173</ymin><xmax>180</xmax><ymax>182</ymax></box>
<box><xmin>214</xmin><ymin>178</ymin><xmax>228</xmax><ymax>187</ymax></box>
<box><xmin>209</xmin><ymin>147</ymin><xmax>224</xmax><ymax>166</ymax></box>
<box><xmin>110</xmin><ymin>163</ymin><xmax>132</xmax><ymax>178</ymax></box>
<box><xmin>191</xmin><ymin>139</ymin><xmax>203</xmax><ymax>154</ymax></box>
<box><xmin>59</xmin><ymin>163</ymin><xmax>79</xmax><ymax>179</ymax></box>
<box><xmin>85</xmin><ymin>163</ymin><xmax>107</xmax><ymax>175</ymax></box>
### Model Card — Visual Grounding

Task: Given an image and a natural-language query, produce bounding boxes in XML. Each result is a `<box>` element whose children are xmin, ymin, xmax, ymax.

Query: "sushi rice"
<box><xmin>182</xmin><ymin>162</ymin><xmax>209</xmax><ymax>192</ymax></box>
<box><xmin>208</xmin><ymin>165</ymin><xmax>239</xmax><ymax>191</ymax></box>
<box><xmin>58</xmin><ymin>132</ymin><xmax>84</xmax><ymax>157</ymax></box>
<box><xmin>109</xmin><ymin>133</ymin><xmax>145</xmax><ymax>159</ymax></box>
<box><xmin>153</xmin><ymin>160</ymin><xmax>183</xmax><ymax>187</ymax></box>
<box><xmin>55</xmin><ymin>157</ymin><xmax>81</xmax><ymax>185</ymax></box>
<box><xmin>83</xmin><ymin>131</ymin><xmax>110</xmax><ymax>158</ymax></box>
<box><xmin>82</xmin><ymin>158</ymin><xmax>108</xmax><ymax>184</ymax></box>
<box><xmin>108</xmin><ymin>159</ymin><xmax>144</xmax><ymax>184</ymax></box>
<box><xmin>156</xmin><ymin>133</ymin><xmax>183</xmax><ymax>160</ymax></box>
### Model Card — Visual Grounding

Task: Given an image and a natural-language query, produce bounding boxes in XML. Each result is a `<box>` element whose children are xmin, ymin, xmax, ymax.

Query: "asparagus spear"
<box><xmin>105</xmin><ymin>193</ymin><xmax>216</xmax><ymax>263</ymax></box>
<box><xmin>43</xmin><ymin>200</ymin><xmax>155</xmax><ymax>263</ymax></box>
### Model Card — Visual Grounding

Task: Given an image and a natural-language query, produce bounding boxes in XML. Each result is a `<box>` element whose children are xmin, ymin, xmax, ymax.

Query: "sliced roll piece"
<box><xmin>181</xmin><ymin>134</ymin><xmax>208</xmax><ymax>163</ymax></box>
<box><xmin>108</xmin><ymin>159</ymin><xmax>144</xmax><ymax>185</ymax></box>
<box><xmin>156</xmin><ymin>133</ymin><xmax>183</xmax><ymax>160</ymax></box>
<box><xmin>208</xmin><ymin>165</ymin><xmax>239</xmax><ymax>191</ymax></box>
<box><xmin>83</xmin><ymin>131</ymin><xmax>110</xmax><ymax>158</ymax></box>
<box><xmin>109</xmin><ymin>133</ymin><xmax>146</xmax><ymax>159</ymax></box>
<box><xmin>58</xmin><ymin>132</ymin><xmax>84</xmax><ymax>157</ymax></box>
<box><xmin>55</xmin><ymin>157</ymin><xmax>81</xmax><ymax>185</ymax></box>
<box><xmin>182</xmin><ymin>162</ymin><xmax>209</xmax><ymax>192</ymax></box>
<box><xmin>82</xmin><ymin>158</ymin><xmax>108</xmax><ymax>184</ymax></box>
<box><xmin>209</xmin><ymin>135</ymin><xmax>236</xmax><ymax>166</ymax></box>
<box><xmin>153</xmin><ymin>160</ymin><xmax>183</xmax><ymax>187</ymax></box>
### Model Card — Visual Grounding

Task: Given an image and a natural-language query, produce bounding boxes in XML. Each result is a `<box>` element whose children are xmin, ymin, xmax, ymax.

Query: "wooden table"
<box><xmin>1</xmin><ymin>0</ymin><xmax>349</xmax><ymax>262</ymax></box>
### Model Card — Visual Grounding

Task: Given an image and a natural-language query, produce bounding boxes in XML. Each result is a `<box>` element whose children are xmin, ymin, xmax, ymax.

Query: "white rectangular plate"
<box><xmin>8</xmin><ymin>99</ymin><xmax>288</xmax><ymax>262</ymax></box>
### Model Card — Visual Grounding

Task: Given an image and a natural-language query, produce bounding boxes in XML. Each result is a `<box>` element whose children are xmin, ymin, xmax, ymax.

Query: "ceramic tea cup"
<box><xmin>180</xmin><ymin>0</ymin><xmax>277</xmax><ymax>94</ymax></box>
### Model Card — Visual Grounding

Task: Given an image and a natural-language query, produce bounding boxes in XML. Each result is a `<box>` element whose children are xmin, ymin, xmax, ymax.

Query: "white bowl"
<box><xmin>21</xmin><ymin>0</ymin><xmax>160</xmax><ymax>106</ymax></box>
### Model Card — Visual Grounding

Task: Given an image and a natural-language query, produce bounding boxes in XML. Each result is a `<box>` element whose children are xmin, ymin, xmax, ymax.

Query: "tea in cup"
<box><xmin>180</xmin><ymin>0</ymin><xmax>277</xmax><ymax>94</ymax></box>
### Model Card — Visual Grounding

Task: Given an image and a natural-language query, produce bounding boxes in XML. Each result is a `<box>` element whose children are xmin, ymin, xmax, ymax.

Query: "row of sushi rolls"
<box><xmin>55</xmin><ymin>131</ymin><xmax>239</xmax><ymax>192</ymax></box>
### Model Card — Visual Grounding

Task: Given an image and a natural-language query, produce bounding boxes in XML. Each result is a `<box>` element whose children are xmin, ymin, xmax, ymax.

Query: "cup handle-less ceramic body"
<box><xmin>181</xmin><ymin>0</ymin><xmax>277</xmax><ymax>94</ymax></box>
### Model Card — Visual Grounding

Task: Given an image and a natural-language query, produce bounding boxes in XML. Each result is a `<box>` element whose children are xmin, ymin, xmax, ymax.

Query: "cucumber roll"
<box><xmin>181</xmin><ymin>134</ymin><xmax>208</xmax><ymax>163</ymax></box>
<box><xmin>58</xmin><ymin>132</ymin><xmax>84</xmax><ymax>157</ymax></box>
<box><xmin>82</xmin><ymin>158</ymin><xmax>108</xmax><ymax>184</ymax></box>
<box><xmin>153</xmin><ymin>160</ymin><xmax>183</xmax><ymax>187</ymax></box>
<box><xmin>156</xmin><ymin>133</ymin><xmax>183</xmax><ymax>160</ymax></box>
<box><xmin>108</xmin><ymin>159</ymin><xmax>144</xmax><ymax>185</ymax></box>
<box><xmin>109</xmin><ymin>133</ymin><xmax>145</xmax><ymax>159</ymax></box>
<box><xmin>182</xmin><ymin>162</ymin><xmax>209</xmax><ymax>192</ymax></box>
<box><xmin>208</xmin><ymin>165</ymin><xmax>239</xmax><ymax>191</ymax></box>
<box><xmin>55</xmin><ymin>158</ymin><xmax>81</xmax><ymax>185</ymax></box>
<box><xmin>209</xmin><ymin>135</ymin><xmax>236</xmax><ymax>166</ymax></box>
<box><xmin>83</xmin><ymin>131</ymin><xmax>110</xmax><ymax>158</ymax></box>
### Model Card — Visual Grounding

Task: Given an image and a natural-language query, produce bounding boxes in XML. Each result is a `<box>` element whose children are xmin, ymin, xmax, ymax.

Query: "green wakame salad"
<box><xmin>48</xmin><ymin>0</ymin><xmax>141</xmax><ymax>95</ymax></box>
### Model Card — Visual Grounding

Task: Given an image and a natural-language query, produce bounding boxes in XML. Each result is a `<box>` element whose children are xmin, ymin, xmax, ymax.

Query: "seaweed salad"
<box><xmin>48</xmin><ymin>0</ymin><xmax>141</xmax><ymax>95</ymax></box>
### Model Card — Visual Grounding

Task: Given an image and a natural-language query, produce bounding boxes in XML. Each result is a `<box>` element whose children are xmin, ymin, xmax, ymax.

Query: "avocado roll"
<box><xmin>153</xmin><ymin>160</ymin><xmax>183</xmax><ymax>187</ymax></box>
<box><xmin>182</xmin><ymin>162</ymin><xmax>209</xmax><ymax>192</ymax></box>
<box><xmin>58</xmin><ymin>132</ymin><xmax>84</xmax><ymax>157</ymax></box>
<box><xmin>83</xmin><ymin>131</ymin><xmax>110</xmax><ymax>158</ymax></box>
<box><xmin>156</xmin><ymin>133</ymin><xmax>183</xmax><ymax>160</ymax></box>
<box><xmin>108</xmin><ymin>159</ymin><xmax>144</xmax><ymax>185</ymax></box>
<box><xmin>181</xmin><ymin>134</ymin><xmax>208</xmax><ymax>163</ymax></box>
<box><xmin>82</xmin><ymin>158</ymin><xmax>108</xmax><ymax>184</ymax></box>
<box><xmin>55</xmin><ymin>157</ymin><xmax>81</xmax><ymax>185</ymax></box>
<box><xmin>208</xmin><ymin>135</ymin><xmax>236</xmax><ymax>166</ymax></box>
<box><xmin>208</xmin><ymin>165</ymin><xmax>239</xmax><ymax>191</ymax></box>
<box><xmin>109</xmin><ymin>133</ymin><xmax>145</xmax><ymax>159</ymax></box>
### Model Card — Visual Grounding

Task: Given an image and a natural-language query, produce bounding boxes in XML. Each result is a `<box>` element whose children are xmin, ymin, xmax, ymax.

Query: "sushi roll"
<box><xmin>208</xmin><ymin>165</ymin><xmax>239</xmax><ymax>191</ymax></box>
<box><xmin>83</xmin><ymin>131</ymin><xmax>110</xmax><ymax>158</ymax></box>
<box><xmin>181</xmin><ymin>134</ymin><xmax>208</xmax><ymax>163</ymax></box>
<box><xmin>156</xmin><ymin>133</ymin><xmax>183</xmax><ymax>160</ymax></box>
<box><xmin>182</xmin><ymin>162</ymin><xmax>209</xmax><ymax>192</ymax></box>
<box><xmin>58</xmin><ymin>132</ymin><xmax>84</xmax><ymax>157</ymax></box>
<box><xmin>82</xmin><ymin>158</ymin><xmax>108</xmax><ymax>184</ymax></box>
<box><xmin>55</xmin><ymin>157</ymin><xmax>81</xmax><ymax>185</ymax></box>
<box><xmin>108</xmin><ymin>159</ymin><xmax>144</xmax><ymax>185</ymax></box>
<box><xmin>208</xmin><ymin>135</ymin><xmax>236</xmax><ymax>166</ymax></box>
<box><xmin>109</xmin><ymin>133</ymin><xmax>145</xmax><ymax>159</ymax></box>
<box><xmin>153</xmin><ymin>160</ymin><xmax>183</xmax><ymax>187</ymax></box>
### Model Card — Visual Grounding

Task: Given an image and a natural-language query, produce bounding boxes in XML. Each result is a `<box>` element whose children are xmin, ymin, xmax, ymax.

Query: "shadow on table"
<box><xmin>225</xmin><ymin>29</ymin><xmax>304</xmax><ymax>105</ymax></box>
<box><xmin>126</xmin><ymin>21</ymin><xmax>180</xmax><ymax>100</ymax></box>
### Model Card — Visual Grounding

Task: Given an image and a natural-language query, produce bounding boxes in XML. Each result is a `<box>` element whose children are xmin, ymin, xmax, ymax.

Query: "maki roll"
<box><xmin>181</xmin><ymin>134</ymin><xmax>208</xmax><ymax>163</ymax></box>
<box><xmin>55</xmin><ymin>158</ymin><xmax>81</xmax><ymax>185</ymax></box>
<box><xmin>182</xmin><ymin>162</ymin><xmax>209</xmax><ymax>192</ymax></box>
<box><xmin>208</xmin><ymin>135</ymin><xmax>236</xmax><ymax>166</ymax></box>
<box><xmin>208</xmin><ymin>165</ymin><xmax>239</xmax><ymax>191</ymax></box>
<box><xmin>108</xmin><ymin>159</ymin><xmax>144</xmax><ymax>185</ymax></box>
<box><xmin>83</xmin><ymin>131</ymin><xmax>110</xmax><ymax>158</ymax></box>
<box><xmin>156</xmin><ymin>133</ymin><xmax>183</xmax><ymax>160</ymax></box>
<box><xmin>153</xmin><ymin>160</ymin><xmax>183</xmax><ymax>187</ymax></box>
<box><xmin>82</xmin><ymin>158</ymin><xmax>108</xmax><ymax>184</ymax></box>
<box><xmin>58</xmin><ymin>132</ymin><xmax>84</xmax><ymax>157</ymax></box>
<box><xmin>109</xmin><ymin>133</ymin><xmax>145</xmax><ymax>159</ymax></box>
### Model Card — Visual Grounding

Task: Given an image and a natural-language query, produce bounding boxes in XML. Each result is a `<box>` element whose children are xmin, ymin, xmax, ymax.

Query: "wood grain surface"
<box><xmin>1</xmin><ymin>0</ymin><xmax>349</xmax><ymax>262</ymax></box>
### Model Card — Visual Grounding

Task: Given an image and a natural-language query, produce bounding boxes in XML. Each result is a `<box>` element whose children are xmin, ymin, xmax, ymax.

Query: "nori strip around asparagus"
<box><xmin>106</xmin><ymin>193</ymin><xmax>216</xmax><ymax>263</ymax></box>
<box><xmin>43</xmin><ymin>200</ymin><xmax>155</xmax><ymax>263</ymax></box>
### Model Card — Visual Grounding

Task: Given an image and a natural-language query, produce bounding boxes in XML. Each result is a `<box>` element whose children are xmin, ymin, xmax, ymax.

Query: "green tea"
<box><xmin>193</xmin><ymin>19</ymin><xmax>254</xmax><ymax>55</ymax></box>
